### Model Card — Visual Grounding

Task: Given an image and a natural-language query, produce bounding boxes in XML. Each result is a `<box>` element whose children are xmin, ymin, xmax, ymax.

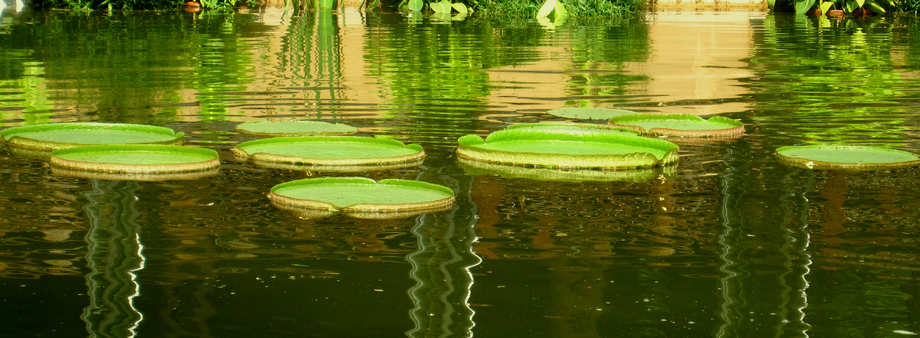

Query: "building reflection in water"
<box><xmin>81</xmin><ymin>180</ymin><xmax>145</xmax><ymax>338</ymax></box>
<box><xmin>406</xmin><ymin>173</ymin><xmax>481</xmax><ymax>338</ymax></box>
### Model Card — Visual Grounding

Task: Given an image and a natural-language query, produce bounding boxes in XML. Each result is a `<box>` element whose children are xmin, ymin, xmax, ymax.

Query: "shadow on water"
<box><xmin>81</xmin><ymin>180</ymin><xmax>145</xmax><ymax>337</ymax></box>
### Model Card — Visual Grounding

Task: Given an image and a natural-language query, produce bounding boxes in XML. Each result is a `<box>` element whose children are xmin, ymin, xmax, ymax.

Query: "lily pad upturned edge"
<box><xmin>457</xmin><ymin>127</ymin><xmax>679</xmax><ymax>170</ymax></box>
<box><xmin>232</xmin><ymin>136</ymin><xmax>426</xmax><ymax>171</ymax></box>
<box><xmin>458</xmin><ymin>157</ymin><xmax>676</xmax><ymax>183</ymax></box>
<box><xmin>608</xmin><ymin>114</ymin><xmax>744</xmax><ymax>138</ymax></box>
<box><xmin>547</xmin><ymin>107</ymin><xmax>639</xmax><ymax>120</ymax></box>
<box><xmin>235</xmin><ymin>120</ymin><xmax>358</xmax><ymax>136</ymax></box>
<box><xmin>0</xmin><ymin>122</ymin><xmax>185</xmax><ymax>155</ymax></box>
<box><xmin>776</xmin><ymin>144</ymin><xmax>920</xmax><ymax>170</ymax></box>
<box><xmin>268</xmin><ymin>177</ymin><xmax>456</xmax><ymax>219</ymax></box>
<box><xmin>50</xmin><ymin>144</ymin><xmax>220</xmax><ymax>181</ymax></box>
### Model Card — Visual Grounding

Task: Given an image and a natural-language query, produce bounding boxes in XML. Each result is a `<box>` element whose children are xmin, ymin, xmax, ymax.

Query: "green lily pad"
<box><xmin>0</xmin><ymin>122</ymin><xmax>184</xmax><ymax>158</ymax></box>
<box><xmin>457</xmin><ymin>124</ymin><xmax>678</xmax><ymax>170</ymax></box>
<box><xmin>269</xmin><ymin>177</ymin><xmax>455</xmax><ymax>219</ymax></box>
<box><xmin>235</xmin><ymin>120</ymin><xmax>357</xmax><ymax>136</ymax></box>
<box><xmin>50</xmin><ymin>144</ymin><xmax>220</xmax><ymax>181</ymax></box>
<box><xmin>459</xmin><ymin>157</ymin><xmax>676</xmax><ymax>183</ymax></box>
<box><xmin>776</xmin><ymin>145</ymin><xmax>920</xmax><ymax>170</ymax></box>
<box><xmin>504</xmin><ymin>123</ymin><xmax>638</xmax><ymax>136</ymax></box>
<box><xmin>232</xmin><ymin>136</ymin><xmax>425</xmax><ymax>172</ymax></box>
<box><xmin>608</xmin><ymin>114</ymin><xmax>744</xmax><ymax>138</ymax></box>
<box><xmin>547</xmin><ymin>107</ymin><xmax>638</xmax><ymax>120</ymax></box>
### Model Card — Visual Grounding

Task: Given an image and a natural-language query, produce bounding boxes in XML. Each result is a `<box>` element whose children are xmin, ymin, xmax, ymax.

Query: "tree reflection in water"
<box><xmin>406</xmin><ymin>173</ymin><xmax>481</xmax><ymax>338</ymax></box>
<box><xmin>81</xmin><ymin>180</ymin><xmax>145</xmax><ymax>338</ymax></box>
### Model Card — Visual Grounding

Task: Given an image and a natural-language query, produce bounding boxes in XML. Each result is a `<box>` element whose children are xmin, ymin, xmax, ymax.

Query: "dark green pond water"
<box><xmin>1</xmin><ymin>7</ymin><xmax>920</xmax><ymax>337</ymax></box>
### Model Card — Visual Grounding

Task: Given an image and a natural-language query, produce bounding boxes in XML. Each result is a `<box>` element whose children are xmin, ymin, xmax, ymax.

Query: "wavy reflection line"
<box><xmin>81</xmin><ymin>180</ymin><xmax>145</xmax><ymax>338</ymax></box>
<box><xmin>716</xmin><ymin>167</ymin><xmax>739</xmax><ymax>338</ymax></box>
<box><xmin>407</xmin><ymin>173</ymin><xmax>481</xmax><ymax>338</ymax></box>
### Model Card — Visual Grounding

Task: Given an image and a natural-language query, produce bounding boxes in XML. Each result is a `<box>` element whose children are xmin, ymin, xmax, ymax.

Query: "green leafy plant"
<box><xmin>772</xmin><ymin>0</ymin><xmax>899</xmax><ymax>15</ymax></box>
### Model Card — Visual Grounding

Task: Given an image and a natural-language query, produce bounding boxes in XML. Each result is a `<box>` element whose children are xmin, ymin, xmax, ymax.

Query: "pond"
<box><xmin>1</xmin><ymin>7</ymin><xmax>919</xmax><ymax>337</ymax></box>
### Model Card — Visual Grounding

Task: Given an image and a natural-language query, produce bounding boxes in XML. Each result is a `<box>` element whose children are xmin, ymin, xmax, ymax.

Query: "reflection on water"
<box><xmin>0</xmin><ymin>8</ymin><xmax>918</xmax><ymax>337</ymax></box>
<box><xmin>81</xmin><ymin>180</ymin><xmax>145</xmax><ymax>337</ymax></box>
<box><xmin>407</xmin><ymin>173</ymin><xmax>481</xmax><ymax>338</ymax></box>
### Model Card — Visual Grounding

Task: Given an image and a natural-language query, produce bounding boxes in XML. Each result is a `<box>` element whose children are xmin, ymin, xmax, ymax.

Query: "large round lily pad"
<box><xmin>232</xmin><ymin>136</ymin><xmax>425</xmax><ymax>172</ymax></box>
<box><xmin>459</xmin><ymin>157</ymin><xmax>675</xmax><ymax>183</ymax></box>
<box><xmin>457</xmin><ymin>125</ymin><xmax>679</xmax><ymax>170</ymax></box>
<box><xmin>608</xmin><ymin>114</ymin><xmax>744</xmax><ymax>138</ymax></box>
<box><xmin>547</xmin><ymin>107</ymin><xmax>638</xmax><ymax>120</ymax></box>
<box><xmin>269</xmin><ymin>177</ymin><xmax>455</xmax><ymax>219</ymax></box>
<box><xmin>504</xmin><ymin>122</ymin><xmax>638</xmax><ymax>136</ymax></box>
<box><xmin>776</xmin><ymin>145</ymin><xmax>920</xmax><ymax>170</ymax></box>
<box><xmin>0</xmin><ymin>122</ymin><xmax>184</xmax><ymax>158</ymax></box>
<box><xmin>50</xmin><ymin>144</ymin><xmax>220</xmax><ymax>181</ymax></box>
<box><xmin>236</xmin><ymin>120</ymin><xmax>357</xmax><ymax>136</ymax></box>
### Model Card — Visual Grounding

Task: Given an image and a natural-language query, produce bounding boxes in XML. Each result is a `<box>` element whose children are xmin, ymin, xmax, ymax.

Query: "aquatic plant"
<box><xmin>608</xmin><ymin>114</ymin><xmax>744</xmax><ymax>138</ymax></box>
<box><xmin>776</xmin><ymin>144</ymin><xmax>920</xmax><ymax>170</ymax></box>
<box><xmin>50</xmin><ymin>144</ymin><xmax>221</xmax><ymax>180</ymax></box>
<box><xmin>269</xmin><ymin>177</ymin><xmax>455</xmax><ymax>219</ymax></box>
<box><xmin>232</xmin><ymin>136</ymin><xmax>425</xmax><ymax>171</ymax></box>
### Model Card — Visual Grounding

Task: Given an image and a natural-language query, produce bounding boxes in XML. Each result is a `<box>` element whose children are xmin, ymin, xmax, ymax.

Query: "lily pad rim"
<box><xmin>546</xmin><ymin>107</ymin><xmax>640</xmax><ymax>120</ymax></box>
<box><xmin>235</xmin><ymin>120</ymin><xmax>358</xmax><ymax>136</ymax></box>
<box><xmin>0</xmin><ymin>122</ymin><xmax>185</xmax><ymax>141</ymax></box>
<box><xmin>49</xmin><ymin>144</ymin><xmax>221</xmax><ymax>179</ymax></box>
<box><xmin>269</xmin><ymin>177</ymin><xmax>456</xmax><ymax>212</ymax></box>
<box><xmin>608</xmin><ymin>113</ymin><xmax>745</xmax><ymax>138</ymax></box>
<box><xmin>776</xmin><ymin>144</ymin><xmax>920</xmax><ymax>170</ymax></box>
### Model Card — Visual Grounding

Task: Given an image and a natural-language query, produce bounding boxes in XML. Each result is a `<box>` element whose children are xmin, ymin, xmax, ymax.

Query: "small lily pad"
<box><xmin>0</xmin><ymin>122</ymin><xmax>184</xmax><ymax>158</ymax></box>
<box><xmin>608</xmin><ymin>114</ymin><xmax>744</xmax><ymax>138</ymax></box>
<box><xmin>269</xmin><ymin>177</ymin><xmax>455</xmax><ymax>219</ymax></box>
<box><xmin>457</xmin><ymin>124</ymin><xmax>678</xmax><ymax>169</ymax></box>
<box><xmin>235</xmin><ymin>120</ymin><xmax>357</xmax><ymax>136</ymax></box>
<box><xmin>547</xmin><ymin>107</ymin><xmax>638</xmax><ymax>120</ymax></box>
<box><xmin>232</xmin><ymin>136</ymin><xmax>425</xmax><ymax>172</ymax></box>
<box><xmin>459</xmin><ymin>157</ymin><xmax>675</xmax><ymax>183</ymax></box>
<box><xmin>50</xmin><ymin>144</ymin><xmax>220</xmax><ymax>181</ymax></box>
<box><xmin>776</xmin><ymin>145</ymin><xmax>920</xmax><ymax>170</ymax></box>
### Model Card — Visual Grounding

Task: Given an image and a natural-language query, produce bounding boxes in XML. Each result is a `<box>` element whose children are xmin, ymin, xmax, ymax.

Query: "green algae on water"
<box><xmin>547</xmin><ymin>107</ymin><xmax>638</xmax><ymax>120</ymax></box>
<box><xmin>776</xmin><ymin>145</ymin><xmax>920</xmax><ymax>170</ymax></box>
<box><xmin>0</xmin><ymin>122</ymin><xmax>184</xmax><ymax>157</ymax></box>
<box><xmin>608</xmin><ymin>114</ymin><xmax>744</xmax><ymax>138</ymax></box>
<box><xmin>236</xmin><ymin>120</ymin><xmax>357</xmax><ymax>136</ymax></box>
<box><xmin>232</xmin><ymin>136</ymin><xmax>425</xmax><ymax>172</ymax></box>
<box><xmin>269</xmin><ymin>177</ymin><xmax>455</xmax><ymax>219</ymax></box>
<box><xmin>457</xmin><ymin>124</ymin><xmax>678</xmax><ymax>170</ymax></box>
<box><xmin>50</xmin><ymin>144</ymin><xmax>220</xmax><ymax>181</ymax></box>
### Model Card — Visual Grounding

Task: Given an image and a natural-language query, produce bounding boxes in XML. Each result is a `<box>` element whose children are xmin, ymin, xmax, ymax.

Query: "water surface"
<box><xmin>0</xmin><ymin>8</ymin><xmax>919</xmax><ymax>337</ymax></box>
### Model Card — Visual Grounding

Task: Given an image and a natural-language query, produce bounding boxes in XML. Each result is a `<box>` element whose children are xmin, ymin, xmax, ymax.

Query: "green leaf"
<box><xmin>820</xmin><ymin>1</ymin><xmax>834</xmax><ymax>12</ymax></box>
<box><xmin>867</xmin><ymin>0</ymin><xmax>886</xmax><ymax>12</ymax></box>
<box><xmin>855</xmin><ymin>0</ymin><xmax>865</xmax><ymax>8</ymax></box>
<box><xmin>430</xmin><ymin>0</ymin><xmax>451</xmax><ymax>14</ymax></box>
<box><xmin>767</xmin><ymin>0</ymin><xmax>775</xmax><ymax>9</ymax></box>
<box><xmin>451</xmin><ymin>2</ymin><xmax>468</xmax><ymax>15</ymax></box>
<box><xmin>408</xmin><ymin>0</ymin><xmax>422</xmax><ymax>11</ymax></box>
<box><xmin>845</xmin><ymin>0</ymin><xmax>858</xmax><ymax>12</ymax></box>
<box><xmin>794</xmin><ymin>0</ymin><xmax>816</xmax><ymax>14</ymax></box>
<box><xmin>554</xmin><ymin>0</ymin><xmax>568</xmax><ymax>18</ymax></box>
<box><xmin>536</xmin><ymin>0</ymin><xmax>555</xmax><ymax>18</ymax></box>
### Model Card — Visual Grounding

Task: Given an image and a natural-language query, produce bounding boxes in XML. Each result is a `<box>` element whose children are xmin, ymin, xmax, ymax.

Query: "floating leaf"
<box><xmin>236</xmin><ymin>120</ymin><xmax>357</xmax><ymax>136</ymax></box>
<box><xmin>608</xmin><ymin>114</ymin><xmax>744</xmax><ymax>139</ymax></box>
<box><xmin>50</xmin><ymin>144</ymin><xmax>220</xmax><ymax>181</ymax></box>
<box><xmin>547</xmin><ymin>107</ymin><xmax>638</xmax><ymax>120</ymax></box>
<box><xmin>269</xmin><ymin>177</ymin><xmax>455</xmax><ymax>219</ymax></box>
<box><xmin>0</xmin><ymin>122</ymin><xmax>184</xmax><ymax>158</ymax></box>
<box><xmin>776</xmin><ymin>145</ymin><xmax>920</xmax><ymax>170</ymax></box>
<box><xmin>457</xmin><ymin>124</ymin><xmax>679</xmax><ymax>170</ymax></box>
<box><xmin>233</xmin><ymin>136</ymin><xmax>425</xmax><ymax>172</ymax></box>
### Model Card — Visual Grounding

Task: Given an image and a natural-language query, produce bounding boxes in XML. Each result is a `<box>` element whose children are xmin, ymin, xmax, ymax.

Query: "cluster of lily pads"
<box><xmin>0</xmin><ymin>107</ymin><xmax>917</xmax><ymax>219</ymax></box>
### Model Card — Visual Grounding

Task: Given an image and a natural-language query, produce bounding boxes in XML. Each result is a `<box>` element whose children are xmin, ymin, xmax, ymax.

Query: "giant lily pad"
<box><xmin>457</xmin><ymin>124</ymin><xmax>679</xmax><ymax>169</ymax></box>
<box><xmin>776</xmin><ymin>145</ymin><xmax>920</xmax><ymax>170</ymax></box>
<box><xmin>50</xmin><ymin>144</ymin><xmax>220</xmax><ymax>181</ymax></box>
<box><xmin>547</xmin><ymin>107</ymin><xmax>638</xmax><ymax>120</ymax></box>
<box><xmin>232</xmin><ymin>136</ymin><xmax>425</xmax><ymax>172</ymax></box>
<box><xmin>504</xmin><ymin>122</ymin><xmax>638</xmax><ymax>136</ymax></box>
<box><xmin>0</xmin><ymin>122</ymin><xmax>184</xmax><ymax>158</ymax></box>
<box><xmin>459</xmin><ymin>157</ymin><xmax>676</xmax><ymax>183</ymax></box>
<box><xmin>608</xmin><ymin>114</ymin><xmax>744</xmax><ymax>138</ymax></box>
<box><xmin>269</xmin><ymin>177</ymin><xmax>455</xmax><ymax>219</ymax></box>
<box><xmin>235</xmin><ymin>120</ymin><xmax>357</xmax><ymax>137</ymax></box>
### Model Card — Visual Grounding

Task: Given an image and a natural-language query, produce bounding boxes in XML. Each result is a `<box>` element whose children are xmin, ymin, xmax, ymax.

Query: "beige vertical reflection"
<box><xmin>630</xmin><ymin>11</ymin><xmax>759</xmax><ymax>115</ymax></box>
